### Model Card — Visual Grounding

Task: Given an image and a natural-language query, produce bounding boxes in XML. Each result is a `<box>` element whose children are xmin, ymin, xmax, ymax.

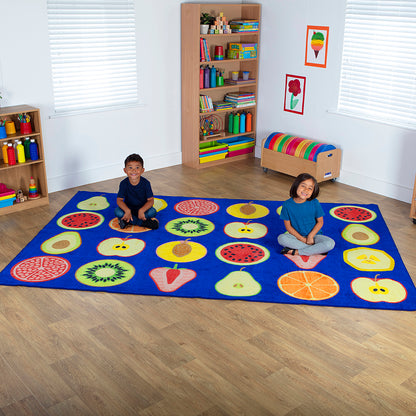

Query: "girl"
<box><xmin>278</xmin><ymin>173</ymin><xmax>335</xmax><ymax>256</ymax></box>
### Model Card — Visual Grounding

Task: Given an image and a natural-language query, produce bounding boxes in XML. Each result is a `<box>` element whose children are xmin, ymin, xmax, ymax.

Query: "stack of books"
<box><xmin>213</xmin><ymin>101</ymin><xmax>234</xmax><ymax>111</ymax></box>
<box><xmin>200</xmin><ymin>95</ymin><xmax>214</xmax><ymax>112</ymax></box>
<box><xmin>200</xmin><ymin>38</ymin><xmax>211</xmax><ymax>62</ymax></box>
<box><xmin>229</xmin><ymin>20</ymin><xmax>259</xmax><ymax>33</ymax></box>
<box><xmin>224</xmin><ymin>92</ymin><xmax>256</xmax><ymax>108</ymax></box>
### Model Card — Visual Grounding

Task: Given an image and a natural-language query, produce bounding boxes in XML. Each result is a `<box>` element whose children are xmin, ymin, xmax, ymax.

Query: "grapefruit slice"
<box><xmin>11</xmin><ymin>256</ymin><xmax>70</xmax><ymax>282</ymax></box>
<box><xmin>277</xmin><ymin>270</ymin><xmax>339</xmax><ymax>301</ymax></box>
<box><xmin>174</xmin><ymin>199</ymin><xmax>219</xmax><ymax>216</ymax></box>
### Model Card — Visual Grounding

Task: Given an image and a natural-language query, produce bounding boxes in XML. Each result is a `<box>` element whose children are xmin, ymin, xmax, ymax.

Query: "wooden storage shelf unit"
<box><xmin>181</xmin><ymin>3</ymin><xmax>260</xmax><ymax>168</ymax></box>
<box><xmin>410</xmin><ymin>175</ymin><xmax>416</xmax><ymax>224</ymax></box>
<box><xmin>0</xmin><ymin>105</ymin><xmax>49</xmax><ymax>215</ymax></box>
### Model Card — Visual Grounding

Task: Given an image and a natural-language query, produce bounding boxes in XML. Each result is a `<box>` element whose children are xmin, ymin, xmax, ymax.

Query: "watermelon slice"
<box><xmin>216</xmin><ymin>242</ymin><xmax>270</xmax><ymax>265</ymax></box>
<box><xmin>11</xmin><ymin>256</ymin><xmax>70</xmax><ymax>282</ymax></box>
<box><xmin>57</xmin><ymin>211</ymin><xmax>105</xmax><ymax>230</ymax></box>
<box><xmin>329</xmin><ymin>205</ymin><xmax>376</xmax><ymax>223</ymax></box>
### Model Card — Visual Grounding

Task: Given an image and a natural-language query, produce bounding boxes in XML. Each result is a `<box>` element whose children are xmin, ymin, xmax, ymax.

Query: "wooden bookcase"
<box><xmin>410</xmin><ymin>175</ymin><xmax>416</xmax><ymax>224</ymax></box>
<box><xmin>181</xmin><ymin>3</ymin><xmax>260</xmax><ymax>168</ymax></box>
<box><xmin>0</xmin><ymin>105</ymin><xmax>49</xmax><ymax>215</ymax></box>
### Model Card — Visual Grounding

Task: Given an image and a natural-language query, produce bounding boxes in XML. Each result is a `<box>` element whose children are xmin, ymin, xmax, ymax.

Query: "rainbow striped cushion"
<box><xmin>264</xmin><ymin>132</ymin><xmax>336</xmax><ymax>162</ymax></box>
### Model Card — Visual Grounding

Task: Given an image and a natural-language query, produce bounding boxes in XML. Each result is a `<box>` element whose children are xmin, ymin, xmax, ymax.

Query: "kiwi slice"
<box><xmin>75</xmin><ymin>260</ymin><xmax>135</xmax><ymax>287</ymax></box>
<box><xmin>172</xmin><ymin>239</ymin><xmax>192</xmax><ymax>257</ymax></box>
<box><xmin>240</xmin><ymin>202</ymin><xmax>256</xmax><ymax>215</ymax></box>
<box><xmin>166</xmin><ymin>217</ymin><xmax>214</xmax><ymax>236</ymax></box>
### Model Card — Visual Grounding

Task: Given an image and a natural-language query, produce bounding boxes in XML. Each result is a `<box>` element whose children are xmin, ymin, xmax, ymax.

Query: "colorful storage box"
<box><xmin>199</xmin><ymin>149</ymin><xmax>228</xmax><ymax>163</ymax></box>
<box><xmin>0</xmin><ymin>196</ymin><xmax>16</xmax><ymax>208</ymax></box>
<box><xmin>199</xmin><ymin>141</ymin><xmax>228</xmax><ymax>155</ymax></box>
<box><xmin>227</xmin><ymin>43</ymin><xmax>257</xmax><ymax>59</ymax></box>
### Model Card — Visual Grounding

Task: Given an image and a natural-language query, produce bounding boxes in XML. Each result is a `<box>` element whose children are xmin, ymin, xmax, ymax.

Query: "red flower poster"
<box><xmin>284</xmin><ymin>74</ymin><xmax>306</xmax><ymax>115</ymax></box>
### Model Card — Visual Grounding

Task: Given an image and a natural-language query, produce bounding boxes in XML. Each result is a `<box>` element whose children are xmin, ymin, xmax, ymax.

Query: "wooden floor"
<box><xmin>0</xmin><ymin>159</ymin><xmax>415</xmax><ymax>416</ymax></box>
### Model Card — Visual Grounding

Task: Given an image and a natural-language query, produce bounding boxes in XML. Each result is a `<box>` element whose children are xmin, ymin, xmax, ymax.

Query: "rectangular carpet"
<box><xmin>1</xmin><ymin>191</ymin><xmax>415</xmax><ymax>310</ymax></box>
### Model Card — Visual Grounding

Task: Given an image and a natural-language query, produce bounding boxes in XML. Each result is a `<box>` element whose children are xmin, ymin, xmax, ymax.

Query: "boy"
<box><xmin>115</xmin><ymin>153</ymin><xmax>159</xmax><ymax>230</ymax></box>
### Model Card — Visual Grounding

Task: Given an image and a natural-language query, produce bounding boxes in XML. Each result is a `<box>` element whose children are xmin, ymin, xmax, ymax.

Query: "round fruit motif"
<box><xmin>154</xmin><ymin>198</ymin><xmax>167</xmax><ymax>212</ymax></box>
<box><xmin>165</xmin><ymin>217</ymin><xmax>214</xmax><ymax>237</ymax></box>
<box><xmin>227</xmin><ymin>202</ymin><xmax>269</xmax><ymax>219</ymax></box>
<box><xmin>97</xmin><ymin>237</ymin><xmax>145</xmax><ymax>257</ymax></box>
<box><xmin>330</xmin><ymin>205</ymin><xmax>377</xmax><ymax>223</ymax></box>
<box><xmin>77</xmin><ymin>195</ymin><xmax>110</xmax><ymax>211</ymax></box>
<box><xmin>41</xmin><ymin>231</ymin><xmax>81</xmax><ymax>254</ymax></box>
<box><xmin>11</xmin><ymin>256</ymin><xmax>71</xmax><ymax>282</ymax></box>
<box><xmin>351</xmin><ymin>274</ymin><xmax>407</xmax><ymax>303</ymax></box>
<box><xmin>276</xmin><ymin>206</ymin><xmax>282</xmax><ymax>215</ymax></box>
<box><xmin>277</xmin><ymin>271</ymin><xmax>339</xmax><ymax>301</ymax></box>
<box><xmin>57</xmin><ymin>211</ymin><xmax>104</xmax><ymax>230</ymax></box>
<box><xmin>224</xmin><ymin>221</ymin><xmax>267</xmax><ymax>239</ymax></box>
<box><xmin>75</xmin><ymin>260</ymin><xmax>135</xmax><ymax>287</ymax></box>
<box><xmin>216</xmin><ymin>242</ymin><xmax>270</xmax><ymax>265</ymax></box>
<box><xmin>109</xmin><ymin>218</ymin><xmax>149</xmax><ymax>233</ymax></box>
<box><xmin>156</xmin><ymin>240</ymin><xmax>207</xmax><ymax>262</ymax></box>
<box><xmin>341</xmin><ymin>224</ymin><xmax>380</xmax><ymax>245</ymax></box>
<box><xmin>344</xmin><ymin>247</ymin><xmax>394</xmax><ymax>271</ymax></box>
<box><xmin>174</xmin><ymin>199</ymin><xmax>219</xmax><ymax>216</ymax></box>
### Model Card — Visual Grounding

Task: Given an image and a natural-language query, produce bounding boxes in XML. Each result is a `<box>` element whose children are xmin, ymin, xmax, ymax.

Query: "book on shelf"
<box><xmin>200</xmin><ymin>38</ymin><xmax>211</xmax><ymax>62</ymax></box>
<box><xmin>213</xmin><ymin>101</ymin><xmax>234</xmax><ymax>111</ymax></box>
<box><xmin>200</xmin><ymin>94</ymin><xmax>214</xmax><ymax>112</ymax></box>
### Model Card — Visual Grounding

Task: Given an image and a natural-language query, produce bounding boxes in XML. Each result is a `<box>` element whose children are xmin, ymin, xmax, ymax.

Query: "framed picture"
<box><xmin>305</xmin><ymin>25</ymin><xmax>329</xmax><ymax>68</ymax></box>
<box><xmin>284</xmin><ymin>74</ymin><xmax>306</xmax><ymax>115</ymax></box>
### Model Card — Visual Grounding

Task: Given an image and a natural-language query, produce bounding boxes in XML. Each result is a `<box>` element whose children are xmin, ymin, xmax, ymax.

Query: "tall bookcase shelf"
<box><xmin>0</xmin><ymin>105</ymin><xmax>49</xmax><ymax>215</ymax></box>
<box><xmin>181</xmin><ymin>3</ymin><xmax>261</xmax><ymax>168</ymax></box>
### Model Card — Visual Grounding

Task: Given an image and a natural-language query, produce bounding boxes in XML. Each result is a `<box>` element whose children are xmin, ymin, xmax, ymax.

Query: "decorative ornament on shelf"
<box><xmin>200</xmin><ymin>12</ymin><xmax>214</xmax><ymax>34</ymax></box>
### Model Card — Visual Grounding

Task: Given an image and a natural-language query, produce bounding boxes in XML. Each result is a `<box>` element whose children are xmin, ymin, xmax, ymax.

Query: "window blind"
<box><xmin>337</xmin><ymin>0</ymin><xmax>416</xmax><ymax>129</ymax></box>
<box><xmin>47</xmin><ymin>0</ymin><xmax>140</xmax><ymax>116</ymax></box>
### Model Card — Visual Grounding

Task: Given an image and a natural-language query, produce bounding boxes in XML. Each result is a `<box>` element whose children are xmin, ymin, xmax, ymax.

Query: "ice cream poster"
<box><xmin>284</xmin><ymin>75</ymin><xmax>306</xmax><ymax>115</ymax></box>
<box><xmin>305</xmin><ymin>26</ymin><xmax>329</xmax><ymax>68</ymax></box>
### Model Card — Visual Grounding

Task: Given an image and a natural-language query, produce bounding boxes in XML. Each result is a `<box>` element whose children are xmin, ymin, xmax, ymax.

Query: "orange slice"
<box><xmin>277</xmin><ymin>271</ymin><xmax>339</xmax><ymax>301</ymax></box>
<box><xmin>109</xmin><ymin>218</ymin><xmax>149</xmax><ymax>233</ymax></box>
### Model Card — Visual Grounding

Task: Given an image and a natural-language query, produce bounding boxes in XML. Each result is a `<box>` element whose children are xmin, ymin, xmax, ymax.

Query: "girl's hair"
<box><xmin>289</xmin><ymin>173</ymin><xmax>319</xmax><ymax>200</ymax></box>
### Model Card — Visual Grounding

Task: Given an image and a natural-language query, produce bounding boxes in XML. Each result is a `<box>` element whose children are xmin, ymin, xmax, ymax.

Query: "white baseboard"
<box><xmin>48</xmin><ymin>152</ymin><xmax>182</xmax><ymax>193</ymax></box>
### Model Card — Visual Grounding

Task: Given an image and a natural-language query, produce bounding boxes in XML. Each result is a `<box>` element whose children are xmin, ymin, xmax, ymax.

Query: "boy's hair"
<box><xmin>289</xmin><ymin>173</ymin><xmax>319</xmax><ymax>200</ymax></box>
<box><xmin>124</xmin><ymin>153</ymin><xmax>144</xmax><ymax>167</ymax></box>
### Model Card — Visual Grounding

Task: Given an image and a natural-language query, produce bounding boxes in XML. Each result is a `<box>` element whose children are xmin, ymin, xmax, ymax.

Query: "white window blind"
<box><xmin>47</xmin><ymin>0</ymin><xmax>140</xmax><ymax>116</ymax></box>
<box><xmin>338</xmin><ymin>0</ymin><xmax>416</xmax><ymax>129</ymax></box>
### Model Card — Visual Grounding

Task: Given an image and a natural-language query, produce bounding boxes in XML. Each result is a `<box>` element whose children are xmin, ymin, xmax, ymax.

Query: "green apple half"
<box><xmin>97</xmin><ymin>237</ymin><xmax>145</xmax><ymax>257</ymax></box>
<box><xmin>224</xmin><ymin>221</ymin><xmax>267</xmax><ymax>239</ymax></box>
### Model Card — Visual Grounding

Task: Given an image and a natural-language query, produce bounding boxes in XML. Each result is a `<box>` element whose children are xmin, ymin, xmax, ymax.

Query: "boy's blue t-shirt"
<box><xmin>117</xmin><ymin>176</ymin><xmax>153</xmax><ymax>211</ymax></box>
<box><xmin>280</xmin><ymin>198</ymin><xmax>324</xmax><ymax>236</ymax></box>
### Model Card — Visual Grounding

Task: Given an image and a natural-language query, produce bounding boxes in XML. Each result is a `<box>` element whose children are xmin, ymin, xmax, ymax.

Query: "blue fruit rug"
<box><xmin>1</xmin><ymin>191</ymin><xmax>415</xmax><ymax>310</ymax></box>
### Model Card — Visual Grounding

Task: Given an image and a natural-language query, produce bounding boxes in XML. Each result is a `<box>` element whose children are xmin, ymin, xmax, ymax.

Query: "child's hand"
<box><xmin>122</xmin><ymin>209</ymin><xmax>133</xmax><ymax>222</ymax></box>
<box><xmin>138</xmin><ymin>209</ymin><xmax>146</xmax><ymax>221</ymax></box>
<box><xmin>306</xmin><ymin>235</ymin><xmax>315</xmax><ymax>245</ymax></box>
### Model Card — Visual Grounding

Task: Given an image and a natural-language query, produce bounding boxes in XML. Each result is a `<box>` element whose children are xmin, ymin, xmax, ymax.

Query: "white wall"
<box><xmin>0</xmin><ymin>0</ymin><xmax>183</xmax><ymax>192</ymax></box>
<box><xmin>256</xmin><ymin>0</ymin><xmax>416</xmax><ymax>203</ymax></box>
<box><xmin>1</xmin><ymin>0</ymin><xmax>415</xmax><ymax>202</ymax></box>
